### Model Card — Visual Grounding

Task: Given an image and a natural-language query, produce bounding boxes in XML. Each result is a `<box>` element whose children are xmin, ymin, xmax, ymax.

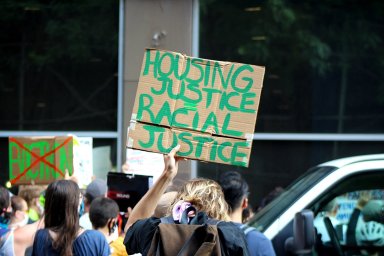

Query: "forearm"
<box><xmin>124</xmin><ymin>171</ymin><xmax>173</xmax><ymax>231</ymax></box>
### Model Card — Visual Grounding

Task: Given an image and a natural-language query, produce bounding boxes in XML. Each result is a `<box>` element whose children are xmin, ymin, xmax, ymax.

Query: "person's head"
<box><xmin>258</xmin><ymin>186</ymin><xmax>284</xmax><ymax>211</ymax></box>
<box><xmin>44</xmin><ymin>180</ymin><xmax>81</xmax><ymax>256</ymax></box>
<box><xmin>0</xmin><ymin>186</ymin><xmax>11</xmax><ymax>224</ymax></box>
<box><xmin>154</xmin><ymin>191</ymin><xmax>178</xmax><ymax>218</ymax></box>
<box><xmin>322</xmin><ymin>199</ymin><xmax>339</xmax><ymax>216</ymax></box>
<box><xmin>218</xmin><ymin>171</ymin><xmax>249</xmax><ymax>214</ymax></box>
<box><xmin>168</xmin><ymin>178</ymin><xmax>230</xmax><ymax>221</ymax></box>
<box><xmin>10</xmin><ymin>196</ymin><xmax>29</xmax><ymax>227</ymax></box>
<box><xmin>89</xmin><ymin>197</ymin><xmax>119</xmax><ymax>235</ymax></box>
<box><xmin>242</xmin><ymin>204</ymin><xmax>254</xmax><ymax>223</ymax></box>
<box><xmin>84</xmin><ymin>179</ymin><xmax>107</xmax><ymax>208</ymax></box>
<box><xmin>18</xmin><ymin>185</ymin><xmax>45</xmax><ymax>216</ymax></box>
<box><xmin>362</xmin><ymin>200</ymin><xmax>384</xmax><ymax>224</ymax></box>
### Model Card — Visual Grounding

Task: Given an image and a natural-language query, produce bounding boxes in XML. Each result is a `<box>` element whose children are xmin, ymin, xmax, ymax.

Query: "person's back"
<box><xmin>33</xmin><ymin>228</ymin><xmax>107</xmax><ymax>256</ymax></box>
<box><xmin>124</xmin><ymin>145</ymin><xmax>249</xmax><ymax>256</ymax></box>
<box><xmin>218</xmin><ymin>171</ymin><xmax>276</xmax><ymax>256</ymax></box>
<box><xmin>125</xmin><ymin>179</ymin><xmax>249</xmax><ymax>256</ymax></box>
<box><xmin>0</xmin><ymin>185</ymin><xmax>13</xmax><ymax>255</ymax></box>
<box><xmin>31</xmin><ymin>180</ymin><xmax>109</xmax><ymax>256</ymax></box>
<box><xmin>13</xmin><ymin>218</ymin><xmax>44</xmax><ymax>256</ymax></box>
<box><xmin>89</xmin><ymin>197</ymin><xmax>127</xmax><ymax>256</ymax></box>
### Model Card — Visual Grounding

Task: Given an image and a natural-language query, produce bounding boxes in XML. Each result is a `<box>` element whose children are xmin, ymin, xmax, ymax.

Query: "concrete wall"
<box><xmin>122</xmin><ymin>0</ymin><xmax>196</xmax><ymax>187</ymax></box>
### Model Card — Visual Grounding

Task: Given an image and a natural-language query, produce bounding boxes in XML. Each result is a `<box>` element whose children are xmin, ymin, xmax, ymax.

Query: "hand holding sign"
<box><xmin>163</xmin><ymin>144</ymin><xmax>181</xmax><ymax>180</ymax></box>
<box><xmin>64</xmin><ymin>168</ymin><xmax>79</xmax><ymax>185</ymax></box>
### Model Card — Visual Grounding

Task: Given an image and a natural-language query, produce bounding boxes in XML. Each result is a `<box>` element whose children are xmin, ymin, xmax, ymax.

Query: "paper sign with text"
<box><xmin>127</xmin><ymin>49</ymin><xmax>265</xmax><ymax>167</ymax></box>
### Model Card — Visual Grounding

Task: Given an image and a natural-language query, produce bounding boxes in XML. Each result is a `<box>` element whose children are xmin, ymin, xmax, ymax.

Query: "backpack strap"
<box><xmin>160</xmin><ymin>216</ymin><xmax>175</xmax><ymax>224</ymax></box>
<box><xmin>240</xmin><ymin>224</ymin><xmax>257</xmax><ymax>235</ymax></box>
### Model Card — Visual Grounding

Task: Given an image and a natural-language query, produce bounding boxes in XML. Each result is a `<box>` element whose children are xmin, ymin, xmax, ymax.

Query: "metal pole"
<box><xmin>117</xmin><ymin>0</ymin><xmax>125</xmax><ymax>172</ymax></box>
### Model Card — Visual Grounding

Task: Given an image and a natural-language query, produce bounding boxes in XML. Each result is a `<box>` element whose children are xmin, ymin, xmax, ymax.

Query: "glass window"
<box><xmin>0</xmin><ymin>1</ymin><xmax>118</xmax><ymax>131</ymax></box>
<box><xmin>313</xmin><ymin>189</ymin><xmax>384</xmax><ymax>256</ymax></box>
<box><xmin>199</xmin><ymin>0</ymin><xmax>384</xmax><ymax>133</ymax></box>
<box><xmin>198</xmin><ymin>141</ymin><xmax>384</xmax><ymax>208</ymax></box>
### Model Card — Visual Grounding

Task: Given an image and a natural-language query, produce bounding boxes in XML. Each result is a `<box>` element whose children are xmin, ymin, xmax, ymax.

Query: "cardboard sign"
<box><xmin>9</xmin><ymin>136</ymin><xmax>74</xmax><ymax>185</ymax></box>
<box><xmin>9</xmin><ymin>136</ymin><xmax>93</xmax><ymax>186</ymax></box>
<box><xmin>127</xmin><ymin>49</ymin><xmax>265</xmax><ymax>167</ymax></box>
<box><xmin>107</xmin><ymin>172</ymin><xmax>153</xmax><ymax>212</ymax></box>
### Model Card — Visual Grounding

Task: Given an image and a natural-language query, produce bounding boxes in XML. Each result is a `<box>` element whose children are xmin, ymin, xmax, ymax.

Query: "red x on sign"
<box><xmin>9</xmin><ymin>137</ymin><xmax>73</xmax><ymax>185</ymax></box>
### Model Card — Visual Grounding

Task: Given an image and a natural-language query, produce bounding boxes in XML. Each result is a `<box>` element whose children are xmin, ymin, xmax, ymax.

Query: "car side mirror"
<box><xmin>285</xmin><ymin>209</ymin><xmax>315</xmax><ymax>255</ymax></box>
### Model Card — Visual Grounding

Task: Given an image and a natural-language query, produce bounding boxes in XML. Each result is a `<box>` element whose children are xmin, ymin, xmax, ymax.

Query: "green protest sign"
<box><xmin>9</xmin><ymin>136</ymin><xmax>74</xmax><ymax>185</ymax></box>
<box><xmin>127</xmin><ymin>49</ymin><xmax>265</xmax><ymax>167</ymax></box>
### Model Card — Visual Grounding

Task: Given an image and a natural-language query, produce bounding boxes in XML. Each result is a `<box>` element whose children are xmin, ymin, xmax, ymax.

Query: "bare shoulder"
<box><xmin>14</xmin><ymin>220</ymin><xmax>43</xmax><ymax>243</ymax></box>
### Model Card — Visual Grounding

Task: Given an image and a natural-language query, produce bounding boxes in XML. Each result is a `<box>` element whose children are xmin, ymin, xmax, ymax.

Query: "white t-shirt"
<box><xmin>79</xmin><ymin>212</ymin><xmax>93</xmax><ymax>230</ymax></box>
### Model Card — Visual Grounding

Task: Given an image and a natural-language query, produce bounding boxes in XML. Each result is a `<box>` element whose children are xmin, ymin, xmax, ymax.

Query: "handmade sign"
<box><xmin>9</xmin><ymin>136</ymin><xmax>93</xmax><ymax>186</ymax></box>
<box><xmin>125</xmin><ymin>148</ymin><xmax>164</xmax><ymax>182</ymax></box>
<box><xmin>127</xmin><ymin>49</ymin><xmax>265</xmax><ymax>167</ymax></box>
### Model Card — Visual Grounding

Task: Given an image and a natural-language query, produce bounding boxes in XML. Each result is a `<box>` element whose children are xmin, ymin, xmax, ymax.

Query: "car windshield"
<box><xmin>248</xmin><ymin>166</ymin><xmax>336</xmax><ymax>232</ymax></box>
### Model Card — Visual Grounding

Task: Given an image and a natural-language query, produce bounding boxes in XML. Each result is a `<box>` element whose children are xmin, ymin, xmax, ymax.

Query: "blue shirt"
<box><xmin>32</xmin><ymin>229</ymin><xmax>110</xmax><ymax>256</ymax></box>
<box><xmin>237</xmin><ymin>223</ymin><xmax>276</xmax><ymax>256</ymax></box>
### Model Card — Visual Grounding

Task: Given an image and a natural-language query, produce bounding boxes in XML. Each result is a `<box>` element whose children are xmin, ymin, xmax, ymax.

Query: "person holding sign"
<box><xmin>124</xmin><ymin>145</ymin><xmax>249</xmax><ymax>255</ymax></box>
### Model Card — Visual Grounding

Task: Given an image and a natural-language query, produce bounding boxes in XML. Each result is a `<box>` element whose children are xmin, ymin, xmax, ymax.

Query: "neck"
<box><xmin>229</xmin><ymin>208</ymin><xmax>243</xmax><ymax>223</ymax></box>
<box><xmin>98</xmin><ymin>226</ymin><xmax>111</xmax><ymax>241</ymax></box>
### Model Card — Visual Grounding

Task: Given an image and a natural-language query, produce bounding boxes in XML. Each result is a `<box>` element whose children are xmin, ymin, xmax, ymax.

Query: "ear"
<box><xmin>108</xmin><ymin>218</ymin><xmax>116</xmax><ymax>229</ymax></box>
<box><xmin>241</xmin><ymin>197</ymin><xmax>248</xmax><ymax>210</ymax></box>
<box><xmin>15</xmin><ymin>210</ymin><xmax>23</xmax><ymax>219</ymax></box>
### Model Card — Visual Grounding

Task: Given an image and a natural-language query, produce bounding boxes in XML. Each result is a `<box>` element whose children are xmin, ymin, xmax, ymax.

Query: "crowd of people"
<box><xmin>0</xmin><ymin>145</ymin><xmax>276</xmax><ymax>256</ymax></box>
<box><xmin>1</xmin><ymin>144</ymin><xmax>381</xmax><ymax>255</ymax></box>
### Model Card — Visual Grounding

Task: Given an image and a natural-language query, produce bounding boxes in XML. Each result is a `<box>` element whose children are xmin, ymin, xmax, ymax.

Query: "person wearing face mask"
<box><xmin>89</xmin><ymin>197</ymin><xmax>127</xmax><ymax>256</ymax></box>
<box><xmin>9</xmin><ymin>196</ymin><xmax>29</xmax><ymax>230</ymax></box>
<box><xmin>0</xmin><ymin>185</ymin><xmax>13</xmax><ymax>254</ymax></box>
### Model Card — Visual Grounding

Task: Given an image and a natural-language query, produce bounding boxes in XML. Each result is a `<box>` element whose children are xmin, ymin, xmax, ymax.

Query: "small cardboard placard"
<box><xmin>127</xmin><ymin>49</ymin><xmax>265</xmax><ymax>167</ymax></box>
<box><xmin>9</xmin><ymin>136</ymin><xmax>93</xmax><ymax>186</ymax></box>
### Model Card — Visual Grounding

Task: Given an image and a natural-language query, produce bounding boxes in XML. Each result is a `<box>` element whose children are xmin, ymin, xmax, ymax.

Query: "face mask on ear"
<box><xmin>107</xmin><ymin>220</ymin><xmax>119</xmax><ymax>242</ymax></box>
<box><xmin>78</xmin><ymin>199</ymin><xmax>85</xmax><ymax>218</ymax></box>
<box><xmin>11</xmin><ymin>212</ymin><xmax>29</xmax><ymax>229</ymax></box>
<box><xmin>19</xmin><ymin>212</ymin><xmax>29</xmax><ymax>227</ymax></box>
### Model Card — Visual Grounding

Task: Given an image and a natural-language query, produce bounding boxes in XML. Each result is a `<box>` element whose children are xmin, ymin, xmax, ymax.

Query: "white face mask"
<box><xmin>108</xmin><ymin>226</ymin><xmax>119</xmax><ymax>243</ymax></box>
<box><xmin>10</xmin><ymin>212</ymin><xmax>29</xmax><ymax>229</ymax></box>
<box><xmin>107</xmin><ymin>222</ymin><xmax>119</xmax><ymax>243</ymax></box>
<box><xmin>19</xmin><ymin>213</ymin><xmax>29</xmax><ymax>227</ymax></box>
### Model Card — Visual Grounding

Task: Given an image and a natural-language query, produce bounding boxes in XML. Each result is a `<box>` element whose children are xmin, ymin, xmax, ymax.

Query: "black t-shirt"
<box><xmin>124</xmin><ymin>217</ymin><xmax>249</xmax><ymax>256</ymax></box>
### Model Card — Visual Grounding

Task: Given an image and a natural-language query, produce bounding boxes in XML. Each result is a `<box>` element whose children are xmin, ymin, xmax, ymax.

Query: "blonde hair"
<box><xmin>167</xmin><ymin>178</ymin><xmax>230</xmax><ymax>221</ymax></box>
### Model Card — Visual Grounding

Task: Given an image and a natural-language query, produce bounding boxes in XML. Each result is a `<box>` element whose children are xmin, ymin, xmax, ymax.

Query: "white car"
<box><xmin>248</xmin><ymin>154</ymin><xmax>384</xmax><ymax>255</ymax></box>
